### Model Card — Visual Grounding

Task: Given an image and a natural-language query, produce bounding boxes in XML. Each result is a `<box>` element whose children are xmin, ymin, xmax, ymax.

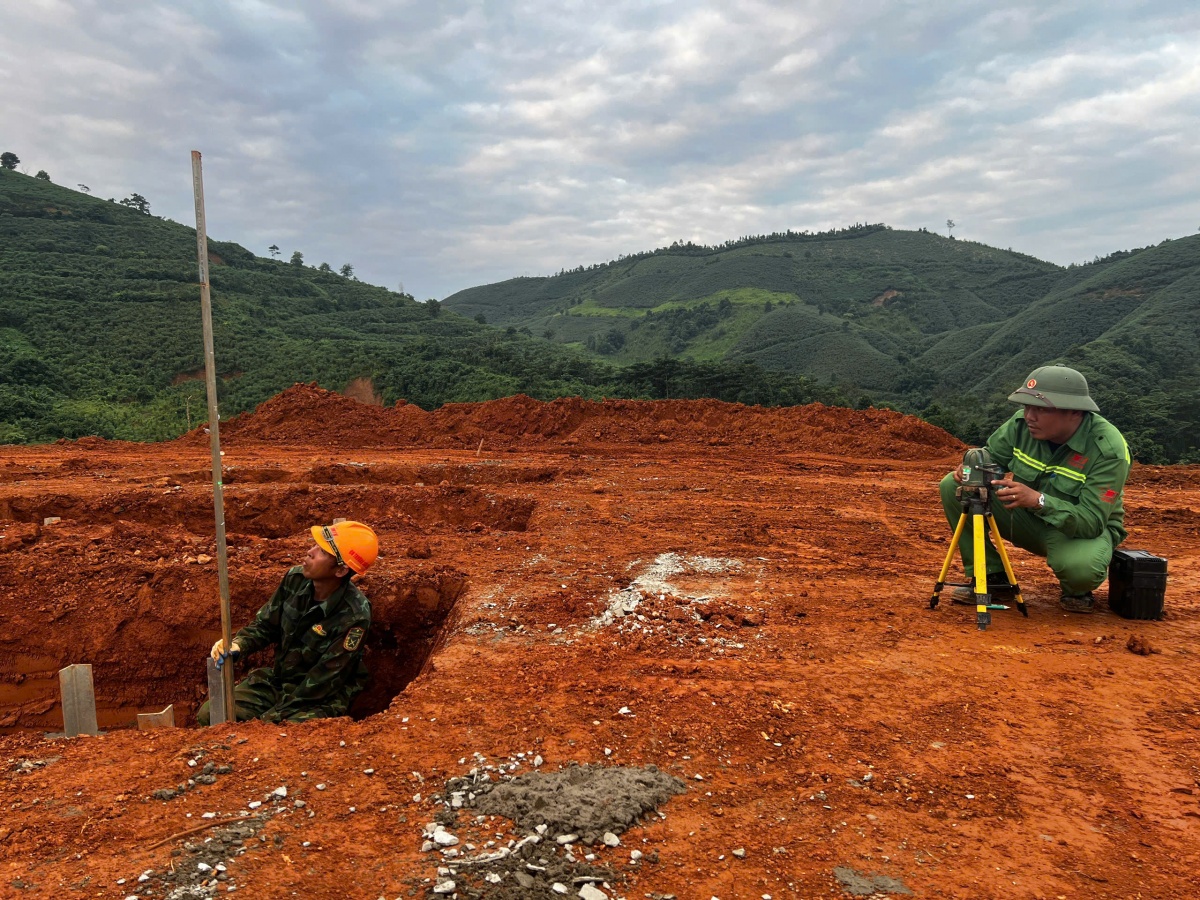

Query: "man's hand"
<box><xmin>210</xmin><ymin>638</ymin><xmax>242</xmax><ymax>669</ymax></box>
<box><xmin>992</xmin><ymin>475</ymin><xmax>1040</xmax><ymax>509</ymax></box>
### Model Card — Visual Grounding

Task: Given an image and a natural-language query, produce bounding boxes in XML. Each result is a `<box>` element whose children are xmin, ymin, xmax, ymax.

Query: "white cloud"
<box><xmin>0</xmin><ymin>0</ymin><xmax>1197</xmax><ymax>297</ymax></box>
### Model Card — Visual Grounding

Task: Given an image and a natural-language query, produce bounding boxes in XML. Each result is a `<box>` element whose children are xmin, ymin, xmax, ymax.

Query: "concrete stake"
<box><xmin>206</xmin><ymin>658</ymin><xmax>229</xmax><ymax>725</ymax></box>
<box><xmin>137</xmin><ymin>705</ymin><xmax>176</xmax><ymax>730</ymax></box>
<box><xmin>59</xmin><ymin>664</ymin><xmax>99</xmax><ymax>737</ymax></box>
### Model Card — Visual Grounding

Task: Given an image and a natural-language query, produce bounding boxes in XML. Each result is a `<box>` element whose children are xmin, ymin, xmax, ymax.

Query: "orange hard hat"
<box><xmin>311</xmin><ymin>521</ymin><xmax>378</xmax><ymax>575</ymax></box>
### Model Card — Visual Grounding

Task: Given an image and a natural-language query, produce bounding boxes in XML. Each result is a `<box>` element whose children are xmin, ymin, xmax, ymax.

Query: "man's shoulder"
<box><xmin>280</xmin><ymin>566</ymin><xmax>307</xmax><ymax>586</ymax></box>
<box><xmin>337</xmin><ymin>581</ymin><xmax>372</xmax><ymax>624</ymax></box>
<box><xmin>269</xmin><ymin>566</ymin><xmax>312</xmax><ymax>603</ymax></box>
<box><xmin>1086</xmin><ymin>414</ymin><xmax>1130</xmax><ymax>462</ymax></box>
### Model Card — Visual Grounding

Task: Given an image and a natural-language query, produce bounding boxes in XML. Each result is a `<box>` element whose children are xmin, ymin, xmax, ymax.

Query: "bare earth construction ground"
<box><xmin>1</xmin><ymin>386</ymin><xmax>1198</xmax><ymax>899</ymax></box>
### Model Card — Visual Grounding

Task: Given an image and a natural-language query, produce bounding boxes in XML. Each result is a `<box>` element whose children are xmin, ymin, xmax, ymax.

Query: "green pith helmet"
<box><xmin>1008</xmin><ymin>364</ymin><xmax>1099</xmax><ymax>412</ymax></box>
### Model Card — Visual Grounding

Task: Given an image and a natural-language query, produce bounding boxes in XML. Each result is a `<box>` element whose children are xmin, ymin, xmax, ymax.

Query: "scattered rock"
<box><xmin>833</xmin><ymin>865</ymin><xmax>912</xmax><ymax>896</ymax></box>
<box><xmin>468</xmin><ymin>763</ymin><xmax>686</xmax><ymax>844</ymax></box>
<box><xmin>1127</xmin><ymin>634</ymin><xmax>1159</xmax><ymax>656</ymax></box>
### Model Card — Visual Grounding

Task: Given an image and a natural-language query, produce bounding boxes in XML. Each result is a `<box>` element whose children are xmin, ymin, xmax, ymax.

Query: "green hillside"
<box><xmin>3</xmin><ymin>169</ymin><xmax>1196</xmax><ymax>462</ymax></box>
<box><xmin>444</xmin><ymin>225</ymin><xmax>1063</xmax><ymax>369</ymax></box>
<box><xmin>445</xmin><ymin>227</ymin><xmax>1200</xmax><ymax>462</ymax></box>
<box><xmin>0</xmin><ymin>171</ymin><xmax>842</xmax><ymax>444</ymax></box>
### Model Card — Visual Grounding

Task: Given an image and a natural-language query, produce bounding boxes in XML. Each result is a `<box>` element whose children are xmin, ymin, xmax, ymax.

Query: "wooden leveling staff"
<box><xmin>191</xmin><ymin>151</ymin><xmax>236</xmax><ymax>722</ymax></box>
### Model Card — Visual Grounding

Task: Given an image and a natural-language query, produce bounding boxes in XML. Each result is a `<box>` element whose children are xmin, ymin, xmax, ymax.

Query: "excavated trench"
<box><xmin>0</xmin><ymin>483</ymin><xmax>536</xmax><ymax>538</ymax></box>
<box><xmin>0</xmin><ymin>478</ymin><xmax>523</xmax><ymax>733</ymax></box>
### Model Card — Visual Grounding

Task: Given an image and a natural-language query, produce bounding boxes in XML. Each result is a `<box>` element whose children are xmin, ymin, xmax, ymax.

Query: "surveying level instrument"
<box><xmin>930</xmin><ymin>448</ymin><xmax>1028</xmax><ymax>630</ymax></box>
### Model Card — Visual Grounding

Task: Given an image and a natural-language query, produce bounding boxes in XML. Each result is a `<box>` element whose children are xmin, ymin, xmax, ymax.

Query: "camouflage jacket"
<box><xmin>234</xmin><ymin>566</ymin><xmax>371</xmax><ymax>720</ymax></box>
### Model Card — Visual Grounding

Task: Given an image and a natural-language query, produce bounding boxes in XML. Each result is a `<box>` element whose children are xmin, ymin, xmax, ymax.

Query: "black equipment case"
<box><xmin>1108</xmin><ymin>549</ymin><xmax>1167</xmax><ymax>620</ymax></box>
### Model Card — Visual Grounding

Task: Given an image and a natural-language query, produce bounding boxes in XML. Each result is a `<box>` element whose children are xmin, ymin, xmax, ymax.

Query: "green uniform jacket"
<box><xmin>234</xmin><ymin>566</ymin><xmax>371</xmax><ymax>721</ymax></box>
<box><xmin>985</xmin><ymin>410</ymin><xmax>1130</xmax><ymax>545</ymax></box>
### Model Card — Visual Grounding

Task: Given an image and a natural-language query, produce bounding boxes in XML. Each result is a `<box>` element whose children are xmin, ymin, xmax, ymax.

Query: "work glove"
<box><xmin>210</xmin><ymin>638</ymin><xmax>242</xmax><ymax>669</ymax></box>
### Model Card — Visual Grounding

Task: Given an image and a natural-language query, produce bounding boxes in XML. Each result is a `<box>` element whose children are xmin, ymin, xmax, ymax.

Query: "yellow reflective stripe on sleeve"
<box><xmin>1045</xmin><ymin>465</ymin><xmax>1087</xmax><ymax>484</ymax></box>
<box><xmin>1014</xmin><ymin>447</ymin><xmax>1088</xmax><ymax>483</ymax></box>
<box><xmin>1012</xmin><ymin>448</ymin><xmax>1047</xmax><ymax>471</ymax></box>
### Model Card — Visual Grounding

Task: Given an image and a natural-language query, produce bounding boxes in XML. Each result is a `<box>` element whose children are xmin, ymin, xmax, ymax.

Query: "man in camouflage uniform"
<box><xmin>198</xmin><ymin>521</ymin><xmax>378</xmax><ymax>725</ymax></box>
<box><xmin>939</xmin><ymin>365</ymin><xmax>1130</xmax><ymax>613</ymax></box>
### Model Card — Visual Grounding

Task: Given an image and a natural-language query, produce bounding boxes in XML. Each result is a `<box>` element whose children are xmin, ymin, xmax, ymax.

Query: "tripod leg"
<box><xmin>930</xmin><ymin>514</ymin><xmax>967</xmax><ymax>609</ymax></box>
<box><xmin>987</xmin><ymin>515</ymin><xmax>1028</xmax><ymax>617</ymax></box>
<box><xmin>972</xmin><ymin>512</ymin><xmax>991</xmax><ymax>631</ymax></box>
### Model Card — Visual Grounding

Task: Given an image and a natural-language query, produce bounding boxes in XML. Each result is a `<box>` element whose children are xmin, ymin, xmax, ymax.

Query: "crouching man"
<box><xmin>198</xmin><ymin>521</ymin><xmax>378</xmax><ymax>724</ymax></box>
<box><xmin>939</xmin><ymin>365</ymin><xmax>1130</xmax><ymax>613</ymax></box>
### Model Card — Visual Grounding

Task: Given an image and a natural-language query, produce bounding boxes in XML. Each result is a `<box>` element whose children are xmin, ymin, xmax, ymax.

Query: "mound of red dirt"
<box><xmin>1</xmin><ymin>389</ymin><xmax>1197</xmax><ymax>900</ymax></box>
<box><xmin>215</xmin><ymin>384</ymin><xmax>963</xmax><ymax>460</ymax></box>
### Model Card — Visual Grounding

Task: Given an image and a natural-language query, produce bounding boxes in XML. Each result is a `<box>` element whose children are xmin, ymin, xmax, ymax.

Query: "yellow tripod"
<box><xmin>930</xmin><ymin>475</ymin><xmax>1028</xmax><ymax>631</ymax></box>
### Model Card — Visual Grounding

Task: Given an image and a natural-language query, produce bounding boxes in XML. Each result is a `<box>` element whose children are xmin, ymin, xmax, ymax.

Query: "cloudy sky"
<box><xmin>3</xmin><ymin>1</ymin><xmax>1198</xmax><ymax>299</ymax></box>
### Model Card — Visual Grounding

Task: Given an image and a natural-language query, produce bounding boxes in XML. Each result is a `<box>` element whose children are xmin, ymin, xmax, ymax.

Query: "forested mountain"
<box><xmin>2</xmin><ymin>170</ymin><xmax>1196</xmax><ymax>461</ymax></box>
<box><xmin>445</xmin><ymin>226</ymin><xmax>1200</xmax><ymax>462</ymax></box>
<box><xmin>0</xmin><ymin>171</ymin><xmax>840</xmax><ymax>445</ymax></box>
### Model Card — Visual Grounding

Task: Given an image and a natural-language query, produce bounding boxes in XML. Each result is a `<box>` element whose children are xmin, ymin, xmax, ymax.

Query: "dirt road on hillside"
<box><xmin>1</xmin><ymin>387</ymin><xmax>1197</xmax><ymax>899</ymax></box>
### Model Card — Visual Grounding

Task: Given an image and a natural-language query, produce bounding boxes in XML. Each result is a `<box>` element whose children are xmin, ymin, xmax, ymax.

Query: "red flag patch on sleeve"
<box><xmin>1101</xmin><ymin>488</ymin><xmax>1118</xmax><ymax>503</ymax></box>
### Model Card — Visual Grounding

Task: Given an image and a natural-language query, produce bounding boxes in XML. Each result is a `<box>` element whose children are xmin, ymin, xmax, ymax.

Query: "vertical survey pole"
<box><xmin>191</xmin><ymin>151</ymin><xmax>236</xmax><ymax>723</ymax></box>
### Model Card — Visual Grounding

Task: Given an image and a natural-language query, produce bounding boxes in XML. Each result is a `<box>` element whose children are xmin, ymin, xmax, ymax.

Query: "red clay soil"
<box><xmin>1</xmin><ymin>386</ymin><xmax>1198</xmax><ymax>900</ymax></box>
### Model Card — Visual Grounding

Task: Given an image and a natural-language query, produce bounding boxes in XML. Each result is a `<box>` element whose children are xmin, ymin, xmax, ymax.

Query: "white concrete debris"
<box><xmin>432</xmin><ymin>880</ymin><xmax>456</xmax><ymax>894</ymax></box>
<box><xmin>533</xmin><ymin>755</ymin><xmax>544</xmax><ymax>767</ymax></box>
<box><xmin>579</xmin><ymin>885</ymin><xmax>609</xmax><ymax>900</ymax></box>
<box><xmin>630</xmin><ymin>850</ymin><xmax>643</xmax><ymax>861</ymax></box>
<box><xmin>272</xmin><ymin>787</ymin><xmax>288</xmax><ymax>798</ymax></box>
<box><xmin>603</xmin><ymin>832</ymin><xmax>620</xmax><ymax>847</ymax></box>
<box><xmin>196</xmin><ymin>863</ymin><xmax>212</xmax><ymax>873</ymax></box>
<box><xmin>552</xmin><ymin>884</ymin><xmax>568</xmax><ymax>895</ymax></box>
<box><xmin>732</xmin><ymin>847</ymin><xmax>746</xmax><ymax>858</ymax></box>
<box><xmin>590</xmin><ymin>552</ymin><xmax>744</xmax><ymax>626</ymax></box>
<box><xmin>555</xmin><ymin>833</ymin><xmax>578</xmax><ymax>845</ymax></box>
<box><xmin>512</xmin><ymin>835</ymin><xmax>541</xmax><ymax>853</ymax></box>
<box><xmin>485</xmin><ymin>873</ymin><xmax>502</xmax><ymax>883</ymax></box>
<box><xmin>247</xmin><ymin>801</ymin><xmax>262</xmax><ymax>809</ymax></box>
<box><xmin>432</xmin><ymin>829</ymin><xmax>459</xmax><ymax>847</ymax></box>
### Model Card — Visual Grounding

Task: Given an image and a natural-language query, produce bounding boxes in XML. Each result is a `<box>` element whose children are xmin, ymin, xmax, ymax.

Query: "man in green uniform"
<box><xmin>198</xmin><ymin>521</ymin><xmax>378</xmax><ymax>725</ymax></box>
<box><xmin>939</xmin><ymin>365</ymin><xmax>1130</xmax><ymax>613</ymax></box>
